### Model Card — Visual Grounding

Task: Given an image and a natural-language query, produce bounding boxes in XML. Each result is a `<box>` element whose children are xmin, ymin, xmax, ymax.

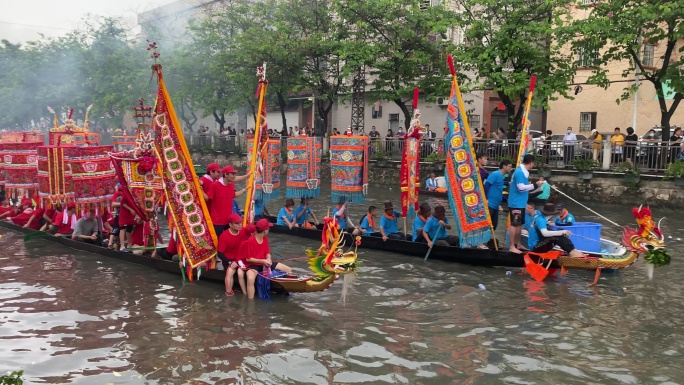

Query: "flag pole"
<box><xmin>243</xmin><ymin>63</ymin><xmax>268</xmax><ymax>226</ymax></box>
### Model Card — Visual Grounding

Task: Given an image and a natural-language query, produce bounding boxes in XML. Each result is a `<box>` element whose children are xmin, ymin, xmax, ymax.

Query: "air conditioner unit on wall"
<box><xmin>436</xmin><ymin>97</ymin><xmax>449</xmax><ymax>106</ymax></box>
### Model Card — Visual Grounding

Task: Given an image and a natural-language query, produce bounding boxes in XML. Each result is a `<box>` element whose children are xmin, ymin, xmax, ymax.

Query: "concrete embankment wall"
<box><xmin>190</xmin><ymin>153</ymin><xmax>684</xmax><ymax>208</ymax></box>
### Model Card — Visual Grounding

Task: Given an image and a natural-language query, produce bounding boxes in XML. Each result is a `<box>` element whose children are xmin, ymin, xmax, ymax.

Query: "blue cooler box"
<box><xmin>550</xmin><ymin>222</ymin><xmax>602</xmax><ymax>252</ymax></box>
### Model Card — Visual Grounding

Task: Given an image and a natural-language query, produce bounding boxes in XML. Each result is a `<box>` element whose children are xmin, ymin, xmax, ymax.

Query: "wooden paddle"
<box><xmin>24</xmin><ymin>231</ymin><xmax>65</xmax><ymax>241</ymax></box>
<box><xmin>423</xmin><ymin>225</ymin><xmax>444</xmax><ymax>262</ymax></box>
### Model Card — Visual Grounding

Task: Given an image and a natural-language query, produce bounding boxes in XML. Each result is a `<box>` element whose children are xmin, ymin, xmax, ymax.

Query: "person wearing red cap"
<box><xmin>7</xmin><ymin>199</ymin><xmax>35</xmax><ymax>227</ymax></box>
<box><xmin>241</xmin><ymin>218</ymin><xmax>292</xmax><ymax>299</ymax></box>
<box><xmin>207</xmin><ymin>165</ymin><xmax>250</xmax><ymax>237</ymax></box>
<box><xmin>217</xmin><ymin>213</ymin><xmax>256</xmax><ymax>296</ymax></box>
<box><xmin>200</xmin><ymin>163</ymin><xmax>222</xmax><ymax>206</ymax></box>
<box><xmin>50</xmin><ymin>203</ymin><xmax>76</xmax><ymax>235</ymax></box>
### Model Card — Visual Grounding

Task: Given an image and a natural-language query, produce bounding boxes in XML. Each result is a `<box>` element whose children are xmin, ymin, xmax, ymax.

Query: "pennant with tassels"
<box><xmin>286</xmin><ymin>136</ymin><xmax>322</xmax><ymax>198</ymax></box>
<box><xmin>400</xmin><ymin>87</ymin><xmax>422</xmax><ymax>222</ymax></box>
<box><xmin>150</xmin><ymin>59</ymin><xmax>217</xmax><ymax>281</ymax></box>
<box><xmin>443</xmin><ymin>55</ymin><xmax>493</xmax><ymax>247</ymax></box>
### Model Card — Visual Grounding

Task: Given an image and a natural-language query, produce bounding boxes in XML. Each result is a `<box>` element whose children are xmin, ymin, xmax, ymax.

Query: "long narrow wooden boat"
<box><xmin>265</xmin><ymin>216</ymin><xmax>639</xmax><ymax>271</ymax></box>
<box><xmin>0</xmin><ymin>220</ymin><xmax>335</xmax><ymax>292</ymax></box>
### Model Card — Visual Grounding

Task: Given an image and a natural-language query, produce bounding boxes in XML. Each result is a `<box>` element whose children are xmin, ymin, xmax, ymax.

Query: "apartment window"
<box><xmin>579</xmin><ymin>112</ymin><xmax>597</xmax><ymax>132</ymax></box>
<box><xmin>642</xmin><ymin>43</ymin><xmax>655</xmax><ymax>67</ymax></box>
<box><xmin>579</xmin><ymin>0</ymin><xmax>598</xmax><ymax>4</ymax></box>
<box><xmin>372</xmin><ymin>105</ymin><xmax>383</xmax><ymax>119</ymax></box>
<box><xmin>577</xmin><ymin>43</ymin><xmax>599</xmax><ymax>68</ymax></box>
<box><xmin>388</xmin><ymin>113</ymin><xmax>400</xmax><ymax>122</ymax></box>
<box><xmin>467</xmin><ymin>114</ymin><xmax>481</xmax><ymax>129</ymax></box>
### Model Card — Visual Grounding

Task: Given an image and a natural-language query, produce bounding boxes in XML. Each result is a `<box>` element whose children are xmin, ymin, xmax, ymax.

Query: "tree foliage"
<box><xmin>453</xmin><ymin>0</ymin><xmax>577</xmax><ymax>137</ymax></box>
<box><xmin>334</xmin><ymin>0</ymin><xmax>458</xmax><ymax>126</ymax></box>
<box><xmin>560</xmin><ymin>0</ymin><xmax>684</xmax><ymax>138</ymax></box>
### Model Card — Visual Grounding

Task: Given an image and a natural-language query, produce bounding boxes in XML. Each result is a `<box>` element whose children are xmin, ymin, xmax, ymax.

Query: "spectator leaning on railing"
<box><xmin>610</xmin><ymin>127</ymin><xmax>625</xmax><ymax>164</ymax></box>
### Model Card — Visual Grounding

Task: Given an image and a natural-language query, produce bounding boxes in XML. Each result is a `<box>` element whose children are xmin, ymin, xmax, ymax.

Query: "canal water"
<box><xmin>1</xmin><ymin>186</ymin><xmax>683</xmax><ymax>384</ymax></box>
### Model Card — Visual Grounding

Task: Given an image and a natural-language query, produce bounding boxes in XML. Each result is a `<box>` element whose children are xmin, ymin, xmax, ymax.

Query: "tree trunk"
<box><xmin>246</xmin><ymin>98</ymin><xmax>257</xmax><ymax>127</ymax></box>
<box><xmin>276</xmin><ymin>90</ymin><xmax>288</xmax><ymax>132</ymax></box>
<box><xmin>394</xmin><ymin>98</ymin><xmax>411</xmax><ymax>131</ymax></box>
<box><xmin>213</xmin><ymin>111</ymin><xmax>226</xmax><ymax>130</ymax></box>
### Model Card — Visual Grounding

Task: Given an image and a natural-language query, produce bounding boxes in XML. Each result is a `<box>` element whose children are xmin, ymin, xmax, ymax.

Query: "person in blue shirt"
<box><xmin>484</xmin><ymin>160</ymin><xmax>512</xmax><ymax>230</ymax></box>
<box><xmin>553</xmin><ymin>204</ymin><xmax>576</xmax><ymax>226</ymax></box>
<box><xmin>294</xmin><ymin>197</ymin><xmax>319</xmax><ymax>228</ymax></box>
<box><xmin>358</xmin><ymin>206</ymin><xmax>380</xmax><ymax>236</ymax></box>
<box><xmin>411</xmin><ymin>203</ymin><xmax>432</xmax><ymax>242</ymax></box>
<box><xmin>524</xmin><ymin>203</ymin><xmax>584</xmax><ymax>258</ymax></box>
<box><xmin>379</xmin><ymin>201</ymin><xmax>404</xmax><ymax>241</ymax></box>
<box><xmin>232</xmin><ymin>200</ymin><xmax>244</xmax><ymax>218</ymax></box>
<box><xmin>276</xmin><ymin>198</ymin><xmax>297</xmax><ymax>229</ymax></box>
<box><xmin>508</xmin><ymin>154</ymin><xmax>542</xmax><ymax>254</ymax></box>
<box><xmin>425</xmin><ymin>173</ymin><xmax>437</xmax><ymax>191</ymax></box>
<box><xmin>332</xmin><ymin>196</ymin><xmax>351</xmax><ymax>231</ymax></box>
<box><xmin>528</xmin><ymin>176</ymin><xmax>551</xmax><ymax>203</ymax></box>
<box><xmin>253</xmin><ymin>198</ymin><xmax>270</xmax><ymax>220</ymax></box>
<box><xmin>421</xmin><ymin>205</ymin><xmax>459</xmax><ymax>247</ymax></box>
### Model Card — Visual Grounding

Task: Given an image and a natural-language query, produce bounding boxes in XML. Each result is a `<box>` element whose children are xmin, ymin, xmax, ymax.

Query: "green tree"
<box><xmin>453</xmin><ymin>0</ymin><xmax>577</xmax><ymax>138</ymax></box>
<box><xmin>334</xmin><ymin>0</ymin><xmax>458</xmax><ymax>126</ymax></box>
<box><xmin>561</xmin><ymin>0</ymin><xmax>684</xmax><ymax>139</ymax></box>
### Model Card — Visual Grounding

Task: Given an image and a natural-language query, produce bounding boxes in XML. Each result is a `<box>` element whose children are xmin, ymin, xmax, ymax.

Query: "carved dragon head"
<box><xmin>307</xmin><ymin>218</ymin><xmax>359</xmax><ymax>277</ymax></box>
<box><xmin>622</xmin><ymin>205</ymin><xmax>666</xmax><ymax>253</ymax></box>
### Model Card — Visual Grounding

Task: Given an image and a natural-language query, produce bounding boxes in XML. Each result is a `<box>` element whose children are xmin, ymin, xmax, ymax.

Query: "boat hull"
<box><xmin>0</xmin><ymin>221</ymin><xmax>334</xmax><ymax>293</ymax></box>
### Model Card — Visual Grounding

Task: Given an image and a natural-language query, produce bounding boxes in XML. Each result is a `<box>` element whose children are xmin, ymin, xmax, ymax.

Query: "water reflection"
<box><xmin>1</xmin><ymin>189</ymin><xmax>684</xmax><ymax>384</ymax></box>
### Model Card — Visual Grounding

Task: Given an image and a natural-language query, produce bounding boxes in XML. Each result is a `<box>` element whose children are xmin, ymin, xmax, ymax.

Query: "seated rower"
<box><xmin>242</xmin><ymin>219</ymin><xmax>293</xmax><ymax>299</ymax></box>
<box><xmin>412</xmin><ymin>203</ymin><xmax>432</xmax><ymax>242</ymax></box>
<box><xmin>525</xmin><ymin>203</ymin><xmax>585</xmax><ymax>258</ymax></box>
<box><xmin>294</xmin><ymin>197</ymin><xmax>319</xmax><ymax>229</ymax></box>
<box><xmin>332</xmin><ymin>196</ymin><xmax>354</xmax><ymax>233</ymax></box>
<box><xmin>553</xmin><ymin>204</ymin><xmax>575</xmax><ymax>226</ymax></box>
<box><xmin>51</xmin><ymin>203</ymin><xmax>77</xmax><ymax>236</ymax></box>
<box><xmin>217</xmin><ymin>213</ymin><xmax>256</xmax><ymax>296</ymax></box>
<box><xmin>422</xmin><ymin>205</ymin><xmax>460</xmax><ymax>247</ymax></box>
<box><xmin>39</xmin><ymin>204</ymin><xmax>61</xmax><ymax>232</ymax></box>
<box><xmin>130</xmin><ymin>218</ymin><xmax>163</xmax><ymax>255</ymax></box>
<box><xmin>425</xmin><ymin>173</ymin><xmax>437</xmax><ymax>191</ymax></box>
<box><xmin>7</xmin><ymin>199</ymin><xmax>35</xmax><ymax>227</ymax></box>
<box><xmin>156</xmin><ymin>231</ymin><xmax>179</xmax><ymax>261</ymax></box>
<box><xmin>276</xmin><ymin>198</ymin><xmax>298</xmax><ymax>229</ymax></box>
<box><xmin>253</xmin><ymin>197</ymin><xmax>270</xmax><ymax>221</ymax></box>
<box><xmin>72</xmin><ymin>210</ymin><xmax>101</xmax><ymax>245</ymax></box>
<box><xmin>379</xmin><ymin>201</ymin><xmax>404</xmax><ymax>241</ymax></box>
<box><xmin>0</xmin><ymin>196</ymin><xmax>16</xmax><ymax>220</ymax></box>
<box><xmin>358</xmin><ymin>205</ymin><xmax>380</xmax><ymax>236</ymax></box>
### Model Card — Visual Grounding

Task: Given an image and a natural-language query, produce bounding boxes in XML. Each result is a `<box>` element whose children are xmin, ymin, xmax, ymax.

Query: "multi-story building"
<box><xmin>546</xmin><ymin>3</ymin><xmax>684</xmax><ymax>136</ymax></box>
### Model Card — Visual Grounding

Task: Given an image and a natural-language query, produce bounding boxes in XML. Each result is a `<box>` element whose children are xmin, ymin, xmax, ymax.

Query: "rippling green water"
<box><xmin>1</xmin><ymin>189</ymin><xmax>683</xmax><ymax>384</ymax></box>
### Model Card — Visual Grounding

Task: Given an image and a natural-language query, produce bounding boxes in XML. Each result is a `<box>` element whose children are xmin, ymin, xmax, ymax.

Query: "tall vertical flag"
<box><xmin>151</xmin><ymin>63</ymin><xmax>217</xmax><ymax>281</ymax></box>
<box><xmin>515</xmin><ymin>76</ymin><xmax>537</xmax><ymax>166</ymax></box>
<box><xmin>443</xmin><ymin>54</ymin><xmax>494</xmax><ymax>248</ymax></box>
<box><xmin>244</xmin><ymin>63</ymin><xmax>270</xmax><ymax>226</ymax></box>
<box><xmin>247</xmin><ymin>138</ymin><xmax>281</xmax><ymax>202</ymax></box>
<box><xmin>400</xmin><ymin>87</ymin><xmax>422</xmax><ymax>219</ymax></box>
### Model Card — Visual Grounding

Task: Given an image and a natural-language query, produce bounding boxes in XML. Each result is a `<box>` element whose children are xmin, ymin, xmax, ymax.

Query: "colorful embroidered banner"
<box><xmin>286</xmin><ymin>136</ymin><xmax>321</xmax><ymax>198</ymax></box>
<box><xmin>515</xmin><ymin>76</ymin><xmax>537</xmax><ymax>167</ymax></box>
<box><xmin>110</xmin><ymin>131</ymin><xmax>164</xmax><ymax>220</ymax></box>
<box><xmin>247</xmin><ymin>138</ymin><xmax>280</xmax><ymax>203</ymax></box>
<box><xmin>400</xmin><ymin>110</ymin><xmax>423</xmax><ymax>218</ymax></box>
<box><xmin>330</xmin><ymin>136</ymin><xmax>369</xmax><ymax>204</ymax></box>
<box><xmin>37</xmin><ymin>146</ymin><xmax>72</xmax><ymax>207</ymax></box>
<box><xmin>444</xmin><ymin>56</ymin><xmax>492</xmax><ymax>247</ymax></box>
<box><xmin>66</xmin><ymin>145</ymin><xmax>116</xmax><ymax>211</ymax></box>
<box><xmin>1</xmin><ymin>141</ymin><xmax>41</xmax><ymax>199</ymax></box>
<box><xmin>152</xmin><ymin>65</ymin><xmax>217</xmax><ymax>280</ymax></box>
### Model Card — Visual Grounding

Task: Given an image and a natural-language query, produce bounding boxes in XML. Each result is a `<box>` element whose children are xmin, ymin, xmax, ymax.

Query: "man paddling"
<box><xmin>524</xmin><ymin>203</ymin><xmax>586</xmax><ymax>258</ymax></box>
<box><xmin>412</xmin><ymin>203</ymin><xmax>432</xmax><ymax>242</ymax></box>
<box><xmin>379</xmin><ymin>201</ymin><xmax>404</xmax><ymax>241</ymax></box>
<box><xmin>422</xmin><ymin>205</ymin><xmax>459</xmax><ymax>247</ymax></box>
<box><xmin>0</xmin><ymin>197</ymin><xmax>14</xmax><ymax>219</ymax></box>
<box><xmin>508</xmin><ymin>154</ymin><xmax>542</xmax><ymax>254</ymax></box>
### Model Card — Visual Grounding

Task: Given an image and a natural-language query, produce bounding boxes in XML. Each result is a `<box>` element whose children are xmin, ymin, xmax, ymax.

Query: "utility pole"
<box><xmin>350</xmin><ymin>66</ymin><xmax>366</xmax><ymax>133</ymax></box>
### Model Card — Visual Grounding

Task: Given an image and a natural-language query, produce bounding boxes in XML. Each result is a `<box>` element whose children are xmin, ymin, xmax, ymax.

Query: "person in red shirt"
<box><xmin>117</xmin><ymin>193</ymin><xmax>138</xmax><ymax>252</ymax></box>
<box><xmin>8</xmin><ymin>199</ymin><xmax>35</xmax><ymax>227</ymax></box>
<box><xmin>156</xmin><ymin>229</ymin><xmax>179</xmax><ymax>261</ymax></box>
<box><xmin>24</xmin><ymin>205</ymin><xmax>45</xmax><ymax>231</ymax></box>
<box><xmin>200</xmin><ymin>163</ymin><xmax>221</xmax><ymax>207</ymax></box>
<box><xmin>51</xmin><ymin>203</ymin><xmax>76</xmax><ymax>235</ymax></box>
<box><xmin>0</xmin><ymin>197</ymin><xmax>15</xmax><ymax>220</ymax></box>
<box><xmin>39</xmin><ymin>204</ymin><xmax>61</xmax><ymax>231</ymax></box>
<box><xmin>217</xmin><ymin>213</ymin><xmax>256</xmax><ymax>296</ymax></box>
<box><xmin>207</xmin><ymin>165</ymin><xmax>250</xmax><ymax>237</ymax></box>
<box><xmin>241</xmin><ymin>218</ymin><xmax>292</xmax><ymax>299</ymax></box>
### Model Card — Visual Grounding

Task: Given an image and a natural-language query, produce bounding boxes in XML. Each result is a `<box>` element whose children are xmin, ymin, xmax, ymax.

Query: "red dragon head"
<box><xmin>622</xmin><ymin>205</ymin><xmax>665</xmax><ymax>253</ymax></box>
